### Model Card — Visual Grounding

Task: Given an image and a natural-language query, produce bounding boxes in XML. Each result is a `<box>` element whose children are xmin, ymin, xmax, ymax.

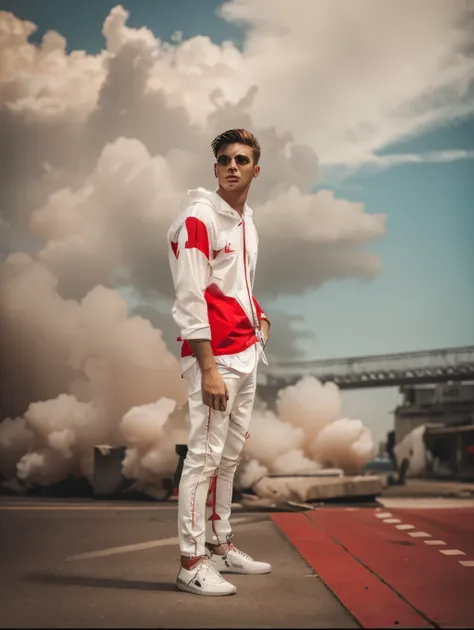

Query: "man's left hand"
<box><xmin>260</xmin><ymin>319</ymin><xmax>270</xmax><ymax>345</ymax></box>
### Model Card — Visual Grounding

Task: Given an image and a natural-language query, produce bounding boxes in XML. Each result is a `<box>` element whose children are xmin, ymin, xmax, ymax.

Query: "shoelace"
<box><xmin>228</xmin><ymin>545</ymin><xmax>253</xmax><ymax>561</ymax></box>
<box><xmin>197</xmin><ymin>560</ymin><xmax>225</xmax><ymax>583</ymax></box>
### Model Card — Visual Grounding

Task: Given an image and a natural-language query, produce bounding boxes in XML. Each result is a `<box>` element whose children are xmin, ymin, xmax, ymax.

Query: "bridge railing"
<box><xmin>258</xmin><ymin>345</ymin><xmax>474</xmax><ymax>389</ymax></box>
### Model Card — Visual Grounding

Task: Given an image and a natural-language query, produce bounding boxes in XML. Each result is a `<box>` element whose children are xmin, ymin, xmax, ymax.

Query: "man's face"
<box><xmin>214</xmin><ymin>143</ymin><xmax>260</xmax><ymax>193</ymax></box>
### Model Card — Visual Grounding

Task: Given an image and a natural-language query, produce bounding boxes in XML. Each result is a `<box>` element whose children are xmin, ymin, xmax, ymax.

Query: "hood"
<box><xmin>181</xmin><ymin>187</ymin><xmax>253</xmax><ymax>219</ymax></box>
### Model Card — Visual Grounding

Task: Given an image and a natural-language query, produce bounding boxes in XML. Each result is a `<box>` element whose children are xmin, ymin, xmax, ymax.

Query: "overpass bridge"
<box><xmin>257</xmin><ymin>345</ymin><xmax>474</xmax><ymax>392</ymax></box>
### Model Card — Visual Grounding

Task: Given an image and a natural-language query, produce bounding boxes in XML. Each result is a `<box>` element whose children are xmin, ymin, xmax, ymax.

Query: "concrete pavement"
<box><xmin>0</xmin><ymin>498</ymin><xmax>357</xmax><ymax>629</ymax></box>
<box><xmin>2</xmin><ymin>494</ymin><xmax>473</xmax><ymax>628</ymax></box>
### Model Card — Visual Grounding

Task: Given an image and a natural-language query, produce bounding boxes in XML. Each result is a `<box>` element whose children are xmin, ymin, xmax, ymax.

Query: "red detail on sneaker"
<box><xmin>224</xmin><ymin>243</ymin><xmax>234</xmax><ymax>254</ymax></box>
<box><xmin>182</xmin><ymin>556</ymin><xmax>205</xmax><ymax>571</ymax></box>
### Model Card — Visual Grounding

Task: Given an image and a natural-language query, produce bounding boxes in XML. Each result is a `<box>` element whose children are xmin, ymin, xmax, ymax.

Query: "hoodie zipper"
<box><xmin>242</xmin><ymin>218</ymin><xmax>268</xmax><ymax>363</ymax></box>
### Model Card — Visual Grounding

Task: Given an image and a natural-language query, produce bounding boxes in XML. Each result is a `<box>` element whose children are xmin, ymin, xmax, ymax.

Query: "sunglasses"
<box><xmin>216</xmin><ymin>154</ymin><xmax>251</xmax><ymax>166</ymax></box>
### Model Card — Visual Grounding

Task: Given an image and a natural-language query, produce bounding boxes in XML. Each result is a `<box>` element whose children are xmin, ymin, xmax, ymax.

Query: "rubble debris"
<box><xmin>124</xmin><ymin>481</ymin><xmax>169</xmax><ymax>501</ymax></box>
<box><xmin>239</xmin><ymin>493</ymin><xmax>318</xmax><ymax>512</ymax></box>
<box><xmin>285</xmin><ymin>500</ymin><xmax>318</xmax><ymax>511</ymax></box>
<box><xmin>251</xmin><ymin>473</ymin><xmax>383</xmax><ymax>503</ymax></box>
<box><xmin>268</xmin><ymin>468</ymin><xmax>344</xmax><ymax>478</ymax></box>
<box><xmin>1</xmin><ymin>477</ymin><xmax>28</xmax><ymax>496</ymax></box>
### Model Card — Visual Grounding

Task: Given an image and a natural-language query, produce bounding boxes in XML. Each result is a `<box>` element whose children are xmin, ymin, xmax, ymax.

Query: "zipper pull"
<box><xmin>255</xmin><ymin>328</ymin><xmax>269</xmax><ymax>365</ymax></box>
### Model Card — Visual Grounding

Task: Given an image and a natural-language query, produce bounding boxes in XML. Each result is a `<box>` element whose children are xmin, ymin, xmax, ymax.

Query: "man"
<box><xmin>167</xmin><ymin>129</ymin><xmax>271</xmax><ymax>596</ymax></box>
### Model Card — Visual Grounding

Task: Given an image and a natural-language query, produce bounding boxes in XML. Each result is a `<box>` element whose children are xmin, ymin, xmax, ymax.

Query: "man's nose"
<box><xmin>228</xmin><ymin>160</ymin><xmax>238</xmax><ymax>171</ymax></box>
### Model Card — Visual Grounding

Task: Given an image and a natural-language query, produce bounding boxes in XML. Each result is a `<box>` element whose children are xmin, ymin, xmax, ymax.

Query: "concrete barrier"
<box><xmin>92</xmin><ymin>445</ymin><xmax>129</xmax><ymax>497</ymax></box>
<box><xmin>252</xmin><ymin>474</ymin><xmax>383</xmax><ymax>503</ymax></box>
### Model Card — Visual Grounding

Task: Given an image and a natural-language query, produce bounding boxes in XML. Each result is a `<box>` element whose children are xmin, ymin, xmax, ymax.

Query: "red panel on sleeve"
<box><xmin>170</xmin><ymin>241</ymin><xmax>179</xmax><ymax>259</ymax></box>
<box><xmin>184</xmin><ymin>217</ymin><xmax>210</xmax><ymax>260</ymax></box>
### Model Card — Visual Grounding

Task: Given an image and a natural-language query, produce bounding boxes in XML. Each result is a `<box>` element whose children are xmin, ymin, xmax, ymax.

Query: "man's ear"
<box><xmin>214</xmin><ymin>163</ymin><xmax>218</xmax><ymax>178</ymax></box>
<box><xmin>253</xmin><ymin>165</ymin><xmax>261</xmax><ymax>178</ymax></box>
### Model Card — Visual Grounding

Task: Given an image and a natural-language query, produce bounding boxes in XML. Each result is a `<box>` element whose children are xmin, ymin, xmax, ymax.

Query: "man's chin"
<box><xmin>221</xmin><ymin>180</ymin><xmax>244</xmax><ymax>192</ymax></box>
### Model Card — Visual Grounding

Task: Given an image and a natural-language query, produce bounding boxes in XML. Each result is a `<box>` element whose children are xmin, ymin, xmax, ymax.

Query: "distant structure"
<box><xmin>256</xmin><ymin>346</ymin><xmax>474</xmax><ymax>479</ymax></box>
<box><xmin>258</xmin><ymin>345</ymin><xmax>474</xmax><ymax>392</ymax></box>
<box><xmin>394</xmin><ymin>382</ymin><xmax>474</xmax><ymax>480</ymax></box>
<box><xmin>394</xmin><ymin>382</ymin><xmax>474</xmax><ymax>444</ymax></box>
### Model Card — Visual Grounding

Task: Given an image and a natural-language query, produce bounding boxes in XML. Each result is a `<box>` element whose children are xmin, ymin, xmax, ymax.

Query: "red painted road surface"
<box><xmin>272</xmin><ymin>505</ymin><xmax>474</xmax><ymax>629</ymax></box>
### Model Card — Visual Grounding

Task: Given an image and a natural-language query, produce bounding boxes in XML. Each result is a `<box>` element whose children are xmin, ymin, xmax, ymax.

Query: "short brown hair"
<box><xmin>211</xmin><ymin>129</ymin><xmax>261</xmax><ymax>164</ymax></box>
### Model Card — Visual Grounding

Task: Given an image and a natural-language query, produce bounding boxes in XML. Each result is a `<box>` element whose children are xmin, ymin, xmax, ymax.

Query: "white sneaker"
<box><xmin>206</xmin><ymin>544</ymin><xmax>272</xmax><ymax>575</ymax></box>
<box><xmin>176</xmin><ymin>559</ymin><xmax>237</xmax><ymax>596</ymax></box>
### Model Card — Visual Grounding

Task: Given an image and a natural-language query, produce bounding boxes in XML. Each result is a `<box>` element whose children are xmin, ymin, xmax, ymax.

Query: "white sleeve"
<box><xmin>169</xmin><ymin>215</ymin><xmax>212</xmax><ymax>341</ymax></box>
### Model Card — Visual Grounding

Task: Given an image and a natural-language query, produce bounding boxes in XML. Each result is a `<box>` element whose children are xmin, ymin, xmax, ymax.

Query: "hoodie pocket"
<box><xmin>212</xmin><ymin>237</ymin><xmax>239</xmax><ymax>282</ymax></box>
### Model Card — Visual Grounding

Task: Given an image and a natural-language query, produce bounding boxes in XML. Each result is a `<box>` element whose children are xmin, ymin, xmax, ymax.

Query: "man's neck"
<box><xmin>217</xmin><ymin>187</ymin><xmax>248</xmax><ymax>217</ymax></box>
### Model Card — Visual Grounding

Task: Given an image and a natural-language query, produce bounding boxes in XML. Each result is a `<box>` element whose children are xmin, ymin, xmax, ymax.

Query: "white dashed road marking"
<box><xmin>374</xmin><ymin>511</ymin><xmax>474</xmax><ymax>567</ymax></box>
<box><xmin>408</xmin><ymin>531</ymin><xmax>432</xmax><ymax>538</ymax></box>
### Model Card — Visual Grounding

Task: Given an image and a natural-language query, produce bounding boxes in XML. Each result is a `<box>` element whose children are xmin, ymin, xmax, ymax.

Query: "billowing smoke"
<box><xmin>3</xmin><ymin>2</ymin><xmax>470</xmax><ymax>490</ymax></box>
<box><xmin>238</xmin><ymin>377</ymin><xmax>376</xmax><ymax>488</ymax></box>
<box><xmin>0</xmin><ymin>253</ymin><xmax>187</xmax><ymax>485</ymax></box>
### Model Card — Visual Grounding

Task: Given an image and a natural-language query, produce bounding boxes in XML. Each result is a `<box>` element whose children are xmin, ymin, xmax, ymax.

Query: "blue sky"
<box><xmin>294</xmin><ymin>147</ymin><xmax>474</xmax><ymax>359</ymax></box>
<box><xmin>0</xmin><ymin>0</ymin><xmax>244</xmax><ymax>51</ymax></box>
<box><xmin>3</xmin><ymin>0</ymin><xmax>473</xmax><ymax>362</ymax></box>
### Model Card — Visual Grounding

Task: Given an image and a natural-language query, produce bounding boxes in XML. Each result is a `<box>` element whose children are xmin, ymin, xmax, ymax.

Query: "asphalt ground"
<box><xmin>0</xmin><ymin>497</ymin><xmax>357</xmax><ymax>629</ymax></box>
<box><xmin>1</xmin><ymin>495</ymin><xmax>473</xmax><ymax>628</ymax></box>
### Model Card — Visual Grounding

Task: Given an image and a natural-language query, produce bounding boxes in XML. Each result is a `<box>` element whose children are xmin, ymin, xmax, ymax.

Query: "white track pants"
<box><xmin>178</xmin><ymin>366</ymin><xmax>257</xmax><ymax>557</ymax></box>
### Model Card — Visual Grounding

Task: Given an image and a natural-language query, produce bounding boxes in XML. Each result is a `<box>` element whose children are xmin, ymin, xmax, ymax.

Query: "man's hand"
<box><xmin>260</xmin><ymin>319</ymin><xmax>270</xmax><ymax>345</ymax></box>
<box><xmin>188</xmin><ymin>339</ymin><xmax>229</xmax><ymax>412</ymax></box>
<box><xmin>202</xmin><ymin>367</ymin><xmax>229</xmax><ymax>412</ymax></box>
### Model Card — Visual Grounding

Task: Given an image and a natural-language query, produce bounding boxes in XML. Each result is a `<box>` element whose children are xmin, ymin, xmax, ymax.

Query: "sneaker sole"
<box><xmin>176</xmin><ymin>581</ymin><xmax>237</xmax><ymax>596</ymax></box>
<box><xmin>218</xmin><ymin>567</ymin><xmax>272</xmax><ymax>575</ymax></box>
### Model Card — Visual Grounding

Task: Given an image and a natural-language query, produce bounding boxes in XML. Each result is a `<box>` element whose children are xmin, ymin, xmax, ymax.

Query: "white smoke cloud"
<box><xmin>234</xmin><ymin>458</ymin><xmax>269</xmax><ymax>491</ymax></box>
<box><xmin>277</xmin><ymin>376</ymin><xmax>342</xmax><ymax>439</ymax></box>
<box><xmin>0</xmin><ymin>417</ymin><xmax>35</xmax><ymax>479</ymax></box>
<box><xmin>238</xmin><ymin>375</ymin><xmax>376</xmax><ymax>486</ymax></box>
<box><xmin>15</xmin><ymin>395</ymin><xmax>101</xmax><ymax>485</ymax></box>
<box><xmin>121</xmin><ymin>399</ymin><xmax>189</xmax><ymax>488</ymax></box>
<box><xmin>0</xmin><ymin>5</ymin><xmax>386</xmax><ymax>301</ymax></box>
<box><xmin>219</xmin><ymin>0</ymin><xmax>474</xmax><ymax>164</ymax></box>
<box><xmin>0</xmin><ymin>253</ymin><xmax>188</xmax><ymax>486</ymax></box>
<box><xmin>4</xmin><ymin>1</ymin><xmax>468</xmax><ymax>488</ymax></box>
<box><xmin>311</xmin><ymin>418</ymin><xmax>377</xmax><ymax>472</ymax></box>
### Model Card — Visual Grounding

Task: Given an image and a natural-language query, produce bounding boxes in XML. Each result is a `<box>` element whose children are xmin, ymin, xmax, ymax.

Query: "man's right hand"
<box><xmin>202</xmin><ymin>368</ymin><xmax>229</xmax><ymax>412</ymax></box>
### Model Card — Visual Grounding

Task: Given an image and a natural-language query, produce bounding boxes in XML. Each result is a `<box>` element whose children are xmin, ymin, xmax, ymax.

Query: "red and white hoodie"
<box><xmin>167</xmin><ymin>188</ymin><xmax>269</xmax><ymax>374</ymax></box>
